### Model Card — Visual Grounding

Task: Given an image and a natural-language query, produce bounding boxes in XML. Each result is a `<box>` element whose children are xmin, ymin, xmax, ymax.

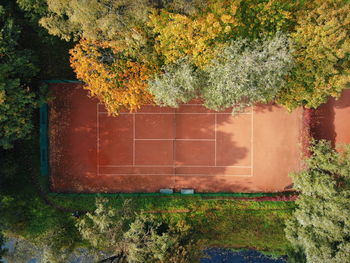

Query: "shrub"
<box><xmin>285</xmin><ymin>140</ymin><xmax>350</xmax><ymax>263</ymax></box>
<box><xmin>202</xmin><ymin>33</ymin><xmax>294</xmax><ymax>112</ymax></box>
<box><xmin>278</xmin><ymin>0</ymin><xmax>350</xmax><ymax>110</ymax></box>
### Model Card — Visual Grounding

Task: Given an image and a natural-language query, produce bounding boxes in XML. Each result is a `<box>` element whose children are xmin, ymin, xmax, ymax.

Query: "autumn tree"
<box><xmin>148</xmin><ymin>0</ymin><xmax>294</xmax><ymax>68</ymax></box>
<box><xmin>36</xmin><ymin>0</ymin><xmax>151</xmax><ymax>43</ymax></box>
<box><xmin>278</xmin><ymin>0</ymin><xmax>350</xmax><ymax>110</ymax></box>
<box><xmin>70</xmin><ymin>39</ymin><xmax>156</xmax><ymax>114</ymax></box>
<box><xmin>0</xmin><ymin>4</ymin><xmax>38</xmax><ymax>149</ymax></box>
<box><xmin>285</xmin><ymin>140</ymin><xmax>350</xmax><ymax>263</ymax></box>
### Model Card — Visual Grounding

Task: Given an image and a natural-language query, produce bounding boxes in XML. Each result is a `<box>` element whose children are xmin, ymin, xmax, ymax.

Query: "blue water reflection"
<box><xmin>201</xmin><ymin>248</ymin><xmax>287</xmax><ymax>263</ymax></box>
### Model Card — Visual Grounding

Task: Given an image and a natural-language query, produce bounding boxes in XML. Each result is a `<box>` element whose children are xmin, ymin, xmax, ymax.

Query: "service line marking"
<box><xmin>98</xmin><ymin>112</ymin><xmax>252</xmax><ymax>115</ymax></box>
<box><xmin>97</xmin><ymin>103</ymin><xmax>100</xmax><ymax>175</ymax></box>
<box><xmin>134</xmin><ymin>138</ymin><xmax>215</xmax><ymax>141</ymax></box>
<box><xmin>251</xmin><ymin>107</ymin><xmax>254</xmax><ymax>177</ymax></box>
<box><xmin>215</xmin><ymin>112</ymin><xmax>217</xmax><ymax>166</ymax></box>
<box><xmin>99</xmin><ymin>173</ymin><xmax>253</xmax><ymax>177</ymax></box>
<box><xmin>133</xmin><ymin>113</ymin><xmax>135</xmax><ymax>165</ymax></box>
<box><xmin>100</xmin><ymin>165</ymin><xmax>252</xmax><ymax>168</ymax></box>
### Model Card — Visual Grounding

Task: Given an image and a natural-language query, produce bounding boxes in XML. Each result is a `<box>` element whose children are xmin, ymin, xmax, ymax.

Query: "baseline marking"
<box><xmin>99</xmin><ymin>174</ymin><xmax>253</xmax><ymax>177</ymax></box>
<box><xmin>97</xmin><ymin>105</ymin><xmax>254</xmax><ymax>177</ymax></box>
<box><xmin>215</xmin><ymin>112</ymin><xmax>217</xmax><ymax>166</ymax></box>
<box><xmin>97</xmin><ymin>103</ymin><xmax>100</xmax><ymax>175</ymax></box>
<box><xmin>134</xmin><ymin>138</ymin><xmax>215</xmax><ymax>141</ymax></box>
<box><xmin>100</xmin><ymin>165</ymin><xmax>252</xmax><ymax>168</ymax></box>
<box><xmin>98</xmin><ymin>112</ymin><xmax>252</xmax><ymax>115</ymax></box>
<box><xmin>133</xmin><ymin>113</ymin><xmax>135</xmax><ymax>165</ymax></box>
<box><xmin>251</xmin><ymin>107</ymin><xmax>254</xmax><ymax>177</ymax></box>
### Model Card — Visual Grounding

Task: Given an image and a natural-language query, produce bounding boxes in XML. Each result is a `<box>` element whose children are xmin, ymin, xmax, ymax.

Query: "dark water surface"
<box><xmin>201</xmin><ymin>248</ymin><xmax>287</xmax><ymax>263</ymax></box>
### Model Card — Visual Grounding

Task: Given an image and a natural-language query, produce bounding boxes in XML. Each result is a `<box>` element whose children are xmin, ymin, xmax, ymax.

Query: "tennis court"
<box><xmin>49</xmin><ymin>83</ymin><xmax>305</xmax><ymax>193</ymax></box>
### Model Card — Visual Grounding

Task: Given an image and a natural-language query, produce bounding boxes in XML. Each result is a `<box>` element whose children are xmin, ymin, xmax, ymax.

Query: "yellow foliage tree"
<box><xmin>149</xmin><ymin>0</ymin><xmax>241</xmax><ymax>68</ymax></box>
<box><xmin>278</xmin><ymin>0</ymin><xmax>350</xmax><ymax>110</ymax></box>
<box><xmin>149</xmin><ymin>0</ymin><xmax>293</xmax><ymax>68</ymax></box>
<box><xmin>70</xmin><ymin>39</ymin><xmax>155</xmax><ymax>115</ymax></box>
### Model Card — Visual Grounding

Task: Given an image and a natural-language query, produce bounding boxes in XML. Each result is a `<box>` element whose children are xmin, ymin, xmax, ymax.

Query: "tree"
<box><xmin>124</xmin><ymin>214</ymin><xmax>202</xmax><ymax>263</ymax></box>
<box><xmin>37</xmin><ymin>0</ymin><xmax>152</xmax><ymax>43</ymax></box>
<box><xmin>285</xmin><ymin>140</ymin><xmax>350</xmax><ymax>263</ymax></box>
<box><xmin>76</xmin><ymin>198</ymin><xmax>134</xmax><ymax>253</ymax></box>
<box><xmin>148</xmin><ymin>59</ymin><xmax>203</xmax><ymax>108</ymax></box>
<box><xmin>0</xmin><ymin>4</ymin><xmax>38</xmax><ymax>149</ymax></box>
<box><xmin>278</xmin><ymin>0</ymin><xmax>350</xmax><ymax>110</ymax></box>
<box><xmin>70</xmin><ymin>39</ymin><xmax>156</xmax><ymax>115</ymax></box>
<box><xmin>148</xmin><ymin>0</ymin><xmax>294</xmax><ymax>68</ymax></box>
<box><xmin>202</xmin><ymin>33</ymin><xmax>294</xmax><ymax>112</ymax></box>
<box><xmin>76</xmin><ymin>198</ymin><xmax>202</xmax><ymax>263</ymax></box>
<box><xmin>148</xmin><ymin>33</ymin><xmax>294</xmax><ymax>112</ymax></box>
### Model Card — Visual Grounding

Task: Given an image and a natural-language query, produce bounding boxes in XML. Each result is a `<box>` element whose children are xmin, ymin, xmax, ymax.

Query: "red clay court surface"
<box><xmin>49</xmin><ymin>83</ymin><xmax>306</xmax><ymax>193</ymax></box>
<box><xmin>311</xmin><ymin>89</ymin><xmax>350</xmax><ymax>147</ymax></box>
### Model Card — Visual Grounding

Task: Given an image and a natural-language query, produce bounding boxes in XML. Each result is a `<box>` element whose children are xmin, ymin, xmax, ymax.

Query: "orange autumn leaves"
<box><xmin>70</xmin><ymin>40</ymin><xmax>154</xmax><ymax>115</ymax></box>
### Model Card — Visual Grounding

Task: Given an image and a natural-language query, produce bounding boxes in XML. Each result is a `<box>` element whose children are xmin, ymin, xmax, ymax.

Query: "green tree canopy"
<box><xmin>203</xmin><ymin>33</ymin><xmax>294</xmax><ymax>112</ymax></box>
<box><xmin>148</xmin><ymin>59</ymin><xmax>203</xmax><ymax>108</ymax></box>
<box><xmin>123</xmin><ymin>214</ymin><xmax>202</xmax><ymax>263</ymax></box>
<box><xmin>76</xmin><ymin>198</ymin><xmax>134</xmax><ymax>253</ymax></box>
<box><xmin>149</xmin><ymin>33</ymin><xmax>294</xmax><ymax>112</ymax></box>
<box><xmin>76</xmin><ymin>198</ymin><xmax>202</xmax><ymax>263</ymax></box>
<box><xmin>285</xmin><ymin>140</ymin><xmax>350</xmax><ymax>263</ymax></box>
<box><xmin>0</xmin><ymin>4</ymin><xmax>38</xmax><ymax>149</ymax></box>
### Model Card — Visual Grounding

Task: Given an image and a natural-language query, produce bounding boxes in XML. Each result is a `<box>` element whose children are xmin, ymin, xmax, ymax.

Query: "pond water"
<box><xmin>2</xmin><ymin>240</ymin><xmax>287</xmax><ymax>263</ymax></box>
<box><xmin>202</xmin><ymin>248</ymin><xmax>287</xmax><ymax>263</ymax></box>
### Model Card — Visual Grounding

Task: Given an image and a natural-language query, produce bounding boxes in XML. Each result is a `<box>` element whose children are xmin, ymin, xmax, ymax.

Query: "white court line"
<box><xmin>99</xmin><ymin>165</ymin><xmax>252</xmax><ymax>168</ymax></box>
<box><xmin>142</xmin><ymin>104</ymin><xmax>202</xmax><ymax>106</ymax></box>
<box><xmin>96</xmin><ymin>103</ymin><xmax>100</xmax><ymax>175</ymax></box>
<box><xmin>133</xmin><ymin>113</ymin><xmax>135</xmax><ymax>165</ymax></box>
<box><xmin>215</xmin><ymin>112</ymin><xmax>217</xmax><ymax>166</ymax></box>
<box><xmin>98</xmin><ymin>112</ymin><xmax>252</xmax><ymax>115</ymax></box>
<box><xmin>173</xmin><ymin>113</ymin><xmax>176</xmax><ymax>185</ymax></box>
<box><xmin>99</xmin><ymin>173</ymin><xmax>252</xmax><ymax>177</ymax></box>
<box><xmin>134</xmin><ymin>138</ymin><xmax>215</xmax><ymax>141</ymax></box>
<box><xmin>251</xmin><ymin>107</ymin><xmax>254</xmax><ymax>177</ymax></box>
<box><xmin>97</xmin><ymin>104</ymin><xmax>254</xmax><ymax>177</ymax></box>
